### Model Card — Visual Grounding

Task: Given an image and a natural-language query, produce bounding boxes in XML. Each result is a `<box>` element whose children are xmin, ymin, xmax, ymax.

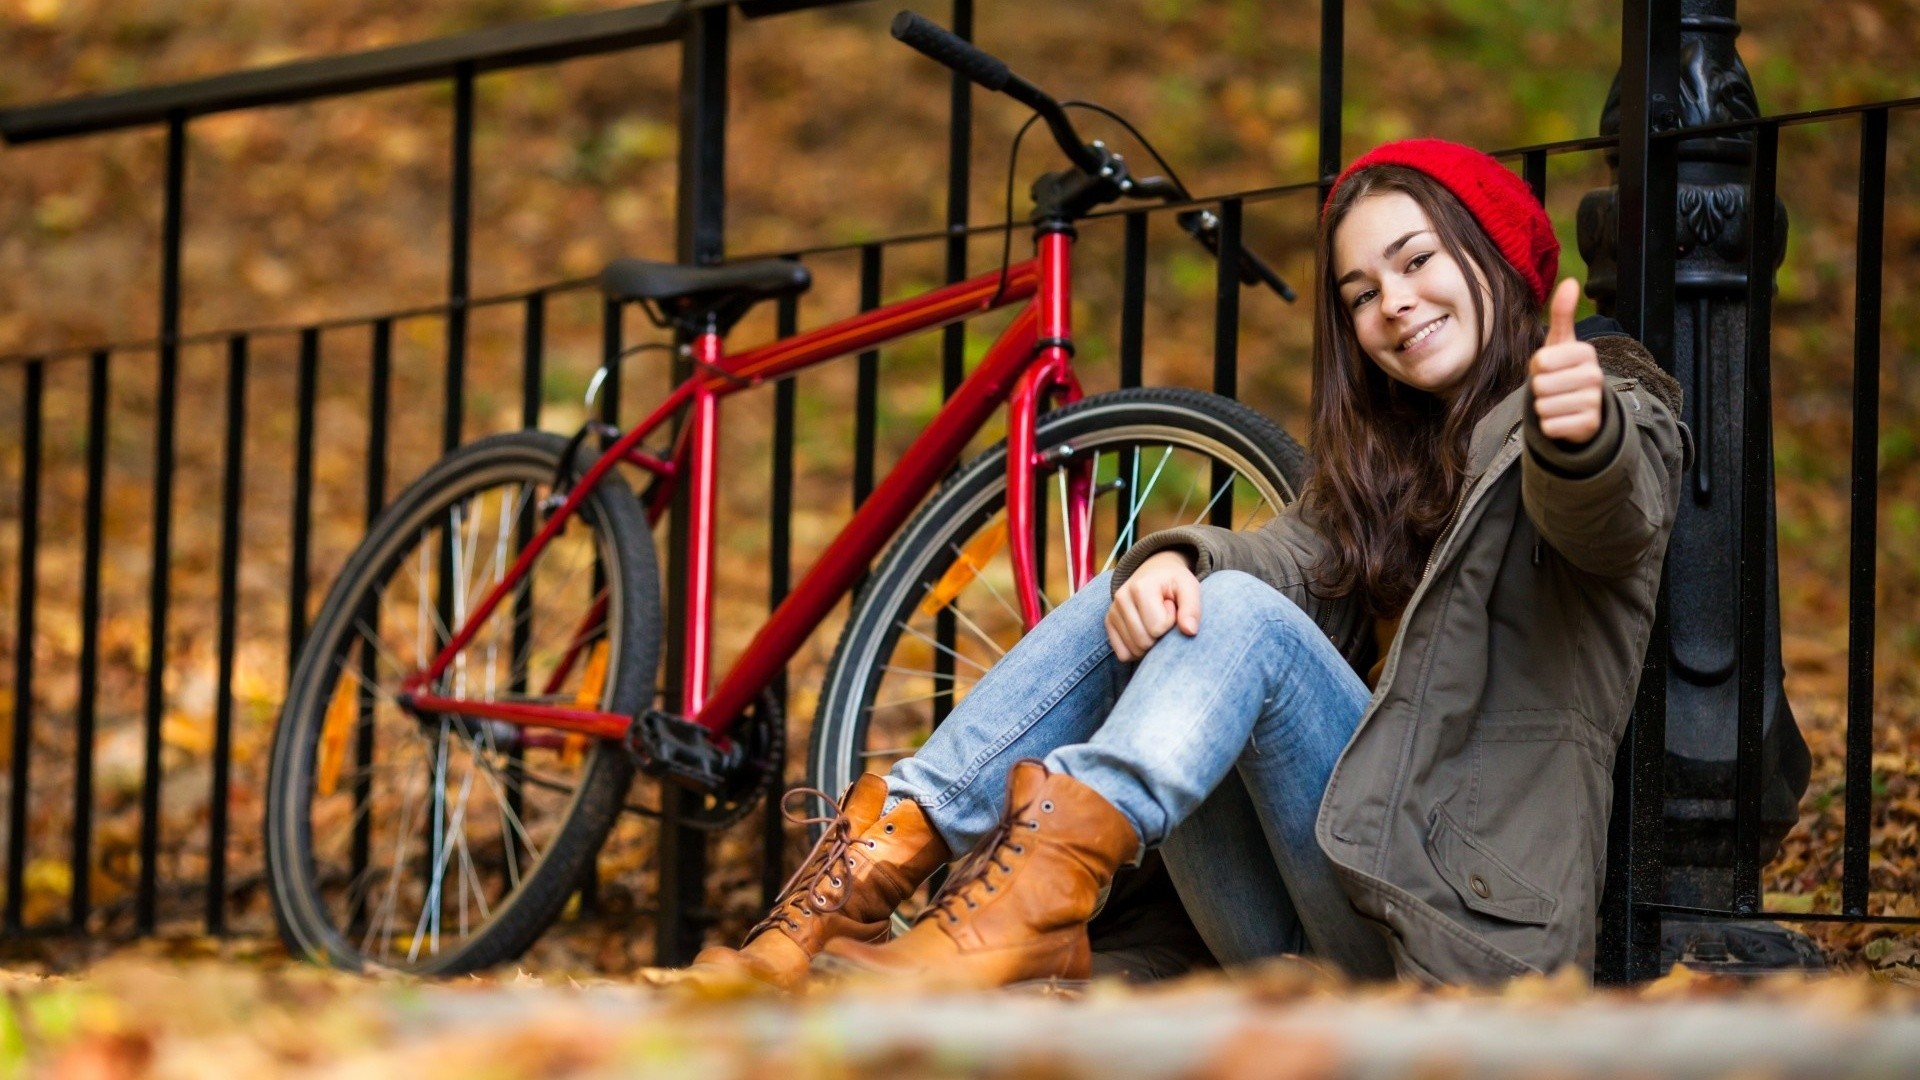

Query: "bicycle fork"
<box><xmin>1006</xmin><ymin>229</ymin><xmax>1094</xmax><ymax>629</ymax></box>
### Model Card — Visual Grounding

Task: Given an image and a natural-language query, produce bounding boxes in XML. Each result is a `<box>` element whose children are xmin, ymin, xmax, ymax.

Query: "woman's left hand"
<box><xmin>1529</xmin><ymin>278</ymin><xmax>1606</xmax><ymax>444</ymax></box>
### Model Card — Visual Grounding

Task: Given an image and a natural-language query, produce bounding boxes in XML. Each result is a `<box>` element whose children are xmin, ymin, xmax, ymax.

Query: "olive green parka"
<box><xmin>1112</xmin><ymin>333</ymin><xmax>1688</xmax><ymax>983</ymax></box>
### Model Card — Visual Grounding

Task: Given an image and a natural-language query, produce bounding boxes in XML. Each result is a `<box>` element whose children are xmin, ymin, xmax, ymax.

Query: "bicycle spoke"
<box><xmin>944</xmin><ymin>537</ymin><xmax>1024</xmax><ymax>628</ymax></box>
<box><xmin>940</xmin><ymin>603</ymin><xmax>1008</xmax><ymax>661</ymax></box>
<box><xmin>875</xmin><ymin>663</ymin><xmax>979</xmax><ymax>685</ymax></box>
<box><xmin>893</xmin><ymin>622</ymin><xmax>992</xmax><ymax>674</ymax></box>
<box><xmin>859</xmin><ymin>745</ymin><xmax>919</xmax><ymax>759</ymax></box>
<box><xmin>1188</xmin><ymin>473</ymin><xmax>1236</xmax><ymax>530</ymax></box>
<box><xmin>1101</xmin><ymin>445</ymin><xmax>1174</xmax><ymax>573</ymax></box>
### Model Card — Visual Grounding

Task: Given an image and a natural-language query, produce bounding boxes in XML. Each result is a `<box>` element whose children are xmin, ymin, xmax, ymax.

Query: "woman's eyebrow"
<box><xmin>1336</xmin><ymin>229</ymin><xmax>1431</xmax><ymax>286</ymax></box>
<box><xmin>1382</xmin><ymin>229</ymin><xmax>1430</xmax><ymax>259</ymax></box>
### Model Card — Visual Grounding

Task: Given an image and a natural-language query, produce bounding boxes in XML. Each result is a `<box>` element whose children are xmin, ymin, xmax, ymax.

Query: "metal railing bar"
<box><xmin>0</xmin><ymin>278</ymin><xmax>601</xmax><ymax>368</ymax></box>
<box><xmin>1209</xmin><ymin>199</ymin><xmax>1241</xmax><ymax>529</ymax></box>
<box><xmin>935</xmin><ymin>2</ymin><xmax>970</xmax><ymax>735</ymax></box>
<box><xmin>521</xmin><ymin>294</ymin><xmax>545</xmax><ymax>431</ymax></box>
<box><xmin>5</xmin><ymin>360</ymin><xmax>44</xmax><ymax>932</ymax></box>
<box><xmin>1733</xmin><ymin>119</ymin><xmax>1780</xmax><ymax>915</ymax></box>
<box><xmin>1523</xmin><ymin>148</ymin><xmax>1547</xmax><ymax>204</ymax></box>
<box><xmin>1843</xmin><ymin>107</ymin><xmax>1887</xmax><ymax>917</ymax></box>
<box><xmin>206</xmin><ymin>334</ymin><xmax>248</xmax><ymax>934</ymax></box>
<box><xmin>1116</xmin><ymin>210</ymin><xmax>1147</xmax><ymax>569</ymax></box>
<box><xmin>445</xmin><ymin>66</ymin><xmax>475</xmax><ymax>455</ymax></box>
<box><xmin>1318</xmin><ymin>0</ymin><xmax>1344</xmax><ymax>195</ymax></box>
<box><xmin>765</xmin><ymin>288</ymin><xmax>799</xmax><ymax>908</ymax></box>
<box><xmin>507</xmin><ymin>301</ymin><xmax>537</xmax><ymax>831</ymax></box>
<box><xmin>854</xmin><ymin>244</ymin><xmax>882</xmax><ymax>509</ymax></box>
<box><xmin>1645</xmin><ymin>93</ymin><xmax>1920</xmax><ymax>144</ymax></box>
<box><xmin>0</xmin><ymin>0</ymin><xmax>692</xmax><ymax>144</ymax></box>
<box><xmin>289</xmin><ymin>328</ymin><xmax>321</xmax><ymax>668</ymax></box>
<box><xmin>1120</xmin><ymin>211</ymin><xmax>1146</xmax><ymax>390</ymax></box>
<box><xmin>1211</xmin><ymin>198</ymin><xmax>1242</xmax><ymax>403</ymax></box>
<box><xmin>1600</xmin><ymin>0</ymin><xmax>1679</xmax><ymax>986</ymax></box>
<box><xmin>943</xmin><ymin>0</ymin><xmax>972</xmax><ymax>407</ymax></box>
<box><xmin>71</xmin><ymin>348</ymin><xmax>108</xmax><ymax>930</ymax></box>
<box><xmin>352</xmin><ymin>320</ymin><xmax>393</xmax><ymax>903</ymax></box>
<box><xmin>137</xmin><ymin>115</ymin><xmax>189</xmax><ymax>934</ymax></box>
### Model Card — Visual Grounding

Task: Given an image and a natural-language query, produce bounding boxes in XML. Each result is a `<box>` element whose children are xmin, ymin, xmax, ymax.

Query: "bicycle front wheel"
<box><xmin>810</xmin><ymin>386</ymin><xmax>1307</xmax><ymax>804</ymax></box>
<box><xmin>266</xmin><ymin>430</ymin><xmax>660</xmax><ymax>974</ymax></box>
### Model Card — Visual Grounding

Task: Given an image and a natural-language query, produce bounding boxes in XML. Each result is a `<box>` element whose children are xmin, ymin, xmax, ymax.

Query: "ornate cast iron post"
<box><xmin>1579</xmin><ymin>0</ymin><xmax>1816</xmax><ymax>969</ymax></box>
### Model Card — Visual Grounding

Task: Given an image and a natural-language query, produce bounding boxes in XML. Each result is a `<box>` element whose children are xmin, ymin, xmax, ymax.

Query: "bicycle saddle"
<box><xmin>599</xmin><ymin>257</ymin><xmax>812</xmax><ymax>309</ymax></box>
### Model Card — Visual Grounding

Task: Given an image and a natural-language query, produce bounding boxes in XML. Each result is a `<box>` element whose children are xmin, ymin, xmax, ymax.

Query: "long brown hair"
<box><xmin>1303</xmin><ymin>166</ymin><xmax>1544</xmax><ymax>618</ymax></box>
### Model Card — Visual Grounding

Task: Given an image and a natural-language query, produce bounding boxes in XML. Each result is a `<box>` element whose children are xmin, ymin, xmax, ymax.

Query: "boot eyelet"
<box><xmin>884</xmin><ymin>823</ymin><xmax>895</xmax><ymax>833</ymax></box>
<box><xmin>1041</xmin><ymin>800</ymin><xmax>1054</xmax><ymax>813</ymax></box>
<box><xmin>830</xmin><ymin>876</ymin><xmax>843</xmax><ymax>887</ymax></box>
<box><xmin>1011</xmin><ymin>844</ymin><xmax>1025</xmax><ymax>854</ymax></box>
<box><xmin>1026</xmin><ymin>820</ymin><xmax>1040</xmax><ymax>831</ymax></box>
<box><xmin>866</xmin><ymin>839</ymin><xmax>878</xmax><ymax>848</ymax></box>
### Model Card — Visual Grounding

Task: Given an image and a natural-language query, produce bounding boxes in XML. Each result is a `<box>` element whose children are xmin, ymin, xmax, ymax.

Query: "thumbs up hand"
<box><xmin>1529</xmin><ymin>278</ymin><xmax>1605</xmax><ymax>444</ymax></box>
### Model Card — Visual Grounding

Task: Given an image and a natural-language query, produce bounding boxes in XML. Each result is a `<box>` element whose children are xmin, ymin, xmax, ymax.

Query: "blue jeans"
<box><xmin>886</xmin><ymin>569</ymin><xmax>1395</xmax><ymax>979</ymax></box>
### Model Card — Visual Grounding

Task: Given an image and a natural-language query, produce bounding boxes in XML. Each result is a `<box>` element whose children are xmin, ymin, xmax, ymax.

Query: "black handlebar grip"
<box><xmin>891</xmin><ymin>11</ymin><xmax>1011</xmax><ymax>92</ymax></box>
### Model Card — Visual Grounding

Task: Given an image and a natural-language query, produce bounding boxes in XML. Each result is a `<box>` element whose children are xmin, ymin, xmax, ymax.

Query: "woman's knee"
<box><xmin>1196</xmin><ymin>570</ymin><xmax>1311</xmax><ymax>633</ymax></box>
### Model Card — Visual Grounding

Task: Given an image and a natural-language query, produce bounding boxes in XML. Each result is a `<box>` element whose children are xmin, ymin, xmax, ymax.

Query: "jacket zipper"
<box><xmin>1419</xmin><ymin>481</ymin><xmax>1472</xmax><ymax>585</ymax></box>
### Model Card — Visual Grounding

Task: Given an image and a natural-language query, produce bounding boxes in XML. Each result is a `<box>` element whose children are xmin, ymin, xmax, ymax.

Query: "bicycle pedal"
<box><xmin>626</xmin><ymin>709</ymin><xmax>742</xmax><ymax>793</ymax></box>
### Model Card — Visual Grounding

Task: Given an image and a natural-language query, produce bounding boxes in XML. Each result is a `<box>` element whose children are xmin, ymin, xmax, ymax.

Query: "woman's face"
<box><xmin>1332</xmin><ymin>191</ymin><xmax>1492</xmax><ymax>400</ymax></box>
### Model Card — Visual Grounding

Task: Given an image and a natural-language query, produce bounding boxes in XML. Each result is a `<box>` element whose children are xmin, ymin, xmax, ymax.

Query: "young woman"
<box><xmin>691</xmin><ymin>138</ymin><xmax>1688</xmax><ymax>990</ymax></box>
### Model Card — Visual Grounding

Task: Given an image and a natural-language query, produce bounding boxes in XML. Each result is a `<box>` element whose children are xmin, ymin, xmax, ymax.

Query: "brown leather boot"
<box><xmin>817</xmin><ymin>760</ymin><xmax>1138</xmax><ymax>989</ymax></box>
<box><xmin>688</xmin><ymin>773</ymin><xmax>949</xmax><ymax>992</ymax></box>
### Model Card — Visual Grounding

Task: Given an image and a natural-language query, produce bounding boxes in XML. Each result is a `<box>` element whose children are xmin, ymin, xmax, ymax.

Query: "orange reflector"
<box><xmin>573</xmin><ymin>641</ymin><xmax>610</xmax><ymax>707</ymax></box>
<box><xmin>919</xmin><ymin>519</ymin><xmax>1007</xmax><ymax>617</ymax></box>
<box><xmin>317</xmin><ymin>672</ymin><xmax>357</xmax><ymax>798</ymax></box>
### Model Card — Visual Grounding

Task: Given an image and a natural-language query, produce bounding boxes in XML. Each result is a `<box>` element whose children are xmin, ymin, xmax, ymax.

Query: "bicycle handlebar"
<box><xmin>890</xmin><ymin>12</ymin><xmax>1107</xmax><ymax>176</ymax></box>
<box><xmin>891</xmin><ymin>11</ymin><xmax>1295</xmax><ymax>303</ymax></box>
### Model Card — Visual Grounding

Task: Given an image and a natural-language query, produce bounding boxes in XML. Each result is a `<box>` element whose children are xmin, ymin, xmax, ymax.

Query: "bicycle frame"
<box><xmin>402</xmin><ymin>230</ymin><xmax>1101</xmax><ymax>744</ymax></box>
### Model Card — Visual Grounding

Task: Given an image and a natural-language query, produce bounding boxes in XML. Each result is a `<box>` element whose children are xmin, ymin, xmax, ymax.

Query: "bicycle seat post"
<box><xmin>680</xmin><ymin>313</ymin><xmax>726</xmax><ymax>717</ymax></box>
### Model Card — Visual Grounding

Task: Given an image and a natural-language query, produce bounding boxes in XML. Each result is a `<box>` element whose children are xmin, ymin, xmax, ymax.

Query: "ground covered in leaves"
<box><xmin>5</xmin><ymin>948</ymin><xmax>1920</xmax><ymax>1079</ymax></box>
<box><xmin>2</xmin><ymin>0</ymin><xmax>1919</xmax><ymax>979</ymax></box>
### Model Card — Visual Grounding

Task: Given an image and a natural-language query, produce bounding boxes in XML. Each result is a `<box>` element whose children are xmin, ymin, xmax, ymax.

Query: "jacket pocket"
<box><xmin>1424</xmin><ymin>806</ymin><xmax>1557</xmax><ymax>926</ymax></box>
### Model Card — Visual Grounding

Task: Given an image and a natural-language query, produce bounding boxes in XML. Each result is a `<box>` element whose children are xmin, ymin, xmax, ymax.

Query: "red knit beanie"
<box><xmin>1325</xmin><ymin>138</ymin><xmax>1559</xmax><ymax>306</ymax></box>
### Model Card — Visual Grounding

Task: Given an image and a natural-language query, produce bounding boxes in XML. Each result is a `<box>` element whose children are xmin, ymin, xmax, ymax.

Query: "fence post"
<box><xmin>1581</xmin><ymin>0</ymin><xmax>1816</xmax><ymax>975</ymax></box>
<box><xmin>1589</xmin><ymin>0</ymin><xmax>1680</xmax><ymax>985</ymax></box>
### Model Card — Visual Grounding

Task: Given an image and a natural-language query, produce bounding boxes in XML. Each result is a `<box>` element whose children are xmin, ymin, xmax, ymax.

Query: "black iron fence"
<box><xmin>0</xmin><ymin>0</ymin><xmax>1913</xmax><ymax>981</ymax></box>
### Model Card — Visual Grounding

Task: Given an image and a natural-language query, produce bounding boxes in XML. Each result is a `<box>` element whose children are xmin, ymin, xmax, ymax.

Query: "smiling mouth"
<box><xmin>1398</xmin><ymin>315</ymin><xmax>1448</xmax><ymax>352</ymax></box>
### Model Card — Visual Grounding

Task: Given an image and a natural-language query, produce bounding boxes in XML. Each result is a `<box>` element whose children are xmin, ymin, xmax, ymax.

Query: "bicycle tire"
<box><xmin>809</xmin><ymin>386</ymin><xmax>1307</xmax><ymax>814</ymax></box>
<box><xmin>266</xmin><ymin>430</ymin><xmax>660</xmax><ymax>974</ymax></box>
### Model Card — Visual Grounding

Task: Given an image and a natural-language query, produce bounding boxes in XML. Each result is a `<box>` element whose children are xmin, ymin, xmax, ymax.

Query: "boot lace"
<box><xmin>747</xmin><ymin>787</ymin><xmax>860</xmax><ymax>939</ymax></box>
<box><xmin>915</xmin><ymin>798</ymin><xmax>1039</xmax><ymax>927</ymax></box>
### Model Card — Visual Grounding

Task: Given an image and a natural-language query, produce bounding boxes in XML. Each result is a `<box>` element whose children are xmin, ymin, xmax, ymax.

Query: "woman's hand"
<box><xmin>1529</xmin><ymin>278</ymin><xmax>1606</xmax><ymax>444</ymax></box>
<box><xmin>1106</xmin><ymin>550</ymin><xmax>1202</xmax><ymax>661</ymax></box>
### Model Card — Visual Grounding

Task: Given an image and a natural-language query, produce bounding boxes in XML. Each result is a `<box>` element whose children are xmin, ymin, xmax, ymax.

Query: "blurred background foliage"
<box><xmin>0</xmin><ymin>0</ymin><xmax>1916</xmax><ymax>972</ymax></box>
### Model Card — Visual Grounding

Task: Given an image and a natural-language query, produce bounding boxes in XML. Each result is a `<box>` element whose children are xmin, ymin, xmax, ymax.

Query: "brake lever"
<box><xmin>1176</xmin><ymin>209</ymin><xmax>1298</xmax><ymax>303</ymax></box>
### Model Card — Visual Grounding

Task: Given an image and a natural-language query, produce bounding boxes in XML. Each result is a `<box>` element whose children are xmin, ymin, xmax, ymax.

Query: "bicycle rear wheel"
<box><xmin>809</xmin><ymin>386</ymin><xmax>1306</xmax><ymax>813</ymax></box>
<box><xmin>265</xmin><ymin>431</ymin><xmax>660</xmax><ymax>974</ymax></box>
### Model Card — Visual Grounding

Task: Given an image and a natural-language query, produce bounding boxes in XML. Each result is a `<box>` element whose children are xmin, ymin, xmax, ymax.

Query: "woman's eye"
<box><xmin>1407</xmin><ymin>252</ymin><xmax>1432</xmax><ymax>272</ymax></box>
<box><xmin>1349</xmin><ymin>289</ymin><xmax>1376</xmax><ymax>310</ymax></box>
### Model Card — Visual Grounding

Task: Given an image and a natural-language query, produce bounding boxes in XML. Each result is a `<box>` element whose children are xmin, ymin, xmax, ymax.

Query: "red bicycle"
<box><xmin>265</xmin><ymin>14</ymin><xmax>1307</xmax><ymax>974</ymax></box>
